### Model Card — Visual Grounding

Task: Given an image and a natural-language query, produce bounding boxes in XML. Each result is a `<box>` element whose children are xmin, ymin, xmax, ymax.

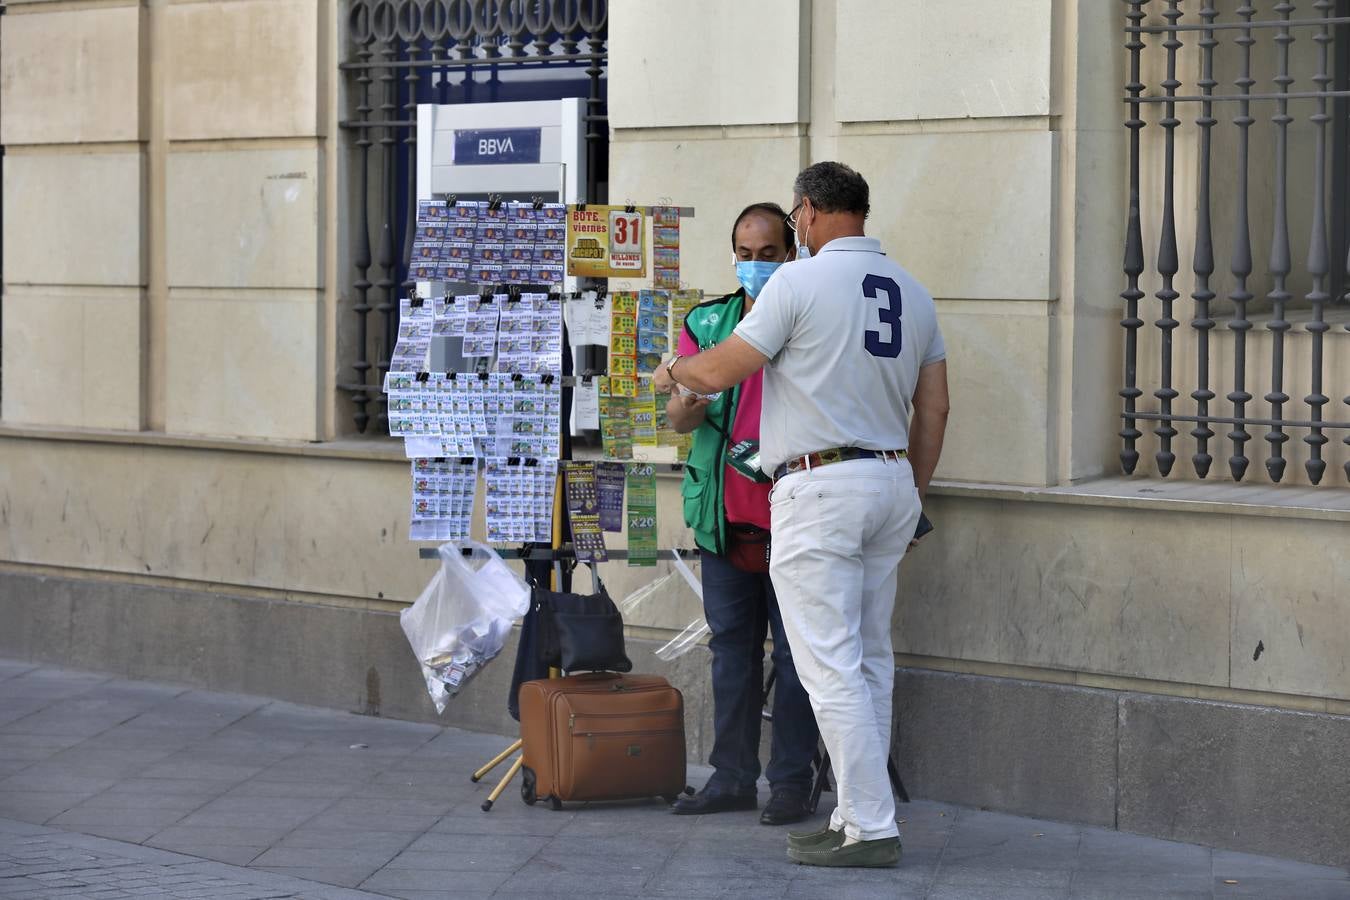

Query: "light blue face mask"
<box><xmin>735</xmin><ymin>260</ymin><xmax>783</xmax><ymax>298</ymax></box>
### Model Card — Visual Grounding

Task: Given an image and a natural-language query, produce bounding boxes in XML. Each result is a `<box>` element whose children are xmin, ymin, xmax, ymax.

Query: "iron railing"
<box><xmin>338</xmin><ymin>0</ymin><xmax>607</xmax><ymax>434</ymax></box>
<box><xmin>1122</xmin><ymin>0</ymin><xmax>1350</xmax><ymax>485</ymax></box>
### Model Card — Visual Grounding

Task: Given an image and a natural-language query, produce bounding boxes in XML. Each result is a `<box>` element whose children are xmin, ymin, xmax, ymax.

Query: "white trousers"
<box><xmin>769</xmin><ymin>456</ymin><xmax>920</xmax><ymax>841</ymax></box>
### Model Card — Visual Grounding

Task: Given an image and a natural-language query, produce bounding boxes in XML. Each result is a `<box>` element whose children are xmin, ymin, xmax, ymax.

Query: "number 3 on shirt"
<box><xmin>862</xmin><ymin>274</ymin><xmax>903</xmax><ymax>358</ymax></box>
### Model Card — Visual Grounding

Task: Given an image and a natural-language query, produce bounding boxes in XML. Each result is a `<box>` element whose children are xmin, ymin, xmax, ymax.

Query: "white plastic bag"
<box><xmin>616</xmin><ymin>553</ymin><xmax>711</xmax><ymax>662</ymax></box>
<box><xmin>401</xmin><ymin>540</ymin><xmax>531</xmax><ymax>713</ymax></box>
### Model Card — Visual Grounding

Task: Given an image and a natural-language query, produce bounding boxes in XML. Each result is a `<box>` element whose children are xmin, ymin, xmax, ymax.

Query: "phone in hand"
<box><xmin>913</xmin><ymin>512</ymin><xmax>934</xmax><ymax>541</ymax></box>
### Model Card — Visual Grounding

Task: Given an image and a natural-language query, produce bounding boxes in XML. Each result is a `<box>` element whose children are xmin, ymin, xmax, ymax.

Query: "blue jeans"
<box><xmin>701</xmin><ymin>549</ymin><xmax>818</xmax><ymax>795</ymax></box>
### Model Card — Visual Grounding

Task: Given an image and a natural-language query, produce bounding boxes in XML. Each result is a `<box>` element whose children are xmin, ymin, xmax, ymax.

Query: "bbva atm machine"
<box><xmin>414</xmin><ymin>98</ymin><xmax>602</xmax><ymax>435</ymax></box>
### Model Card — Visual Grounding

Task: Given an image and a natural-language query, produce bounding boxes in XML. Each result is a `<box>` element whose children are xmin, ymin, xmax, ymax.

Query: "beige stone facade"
<box><xmin>2</xmin><ymin>0</ymin><xmax>1348</xmax><ymax>781</ymax></box>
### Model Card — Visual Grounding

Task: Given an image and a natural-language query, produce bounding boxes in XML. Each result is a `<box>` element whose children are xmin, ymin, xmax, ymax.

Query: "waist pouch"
<box><xmin>725</xmin><ymin>522</ymin><xmax>771</xmax><ymax>574</ymax></box>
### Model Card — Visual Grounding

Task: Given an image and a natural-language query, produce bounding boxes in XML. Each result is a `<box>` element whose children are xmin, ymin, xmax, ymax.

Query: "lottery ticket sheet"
<box><xmin>483</xmin><ymin>458</ymin><xmax>558</xmax><ymax>545</ymax></box>
<box><xmin>411</xmin><ymin>200</ymin><xmax>566</xmax><ymax>287</ymax></box>
<box><xmin>409</xmin><ymin>458</ymin><xmax>477</xmax><ymax>542</ymax></box>
<box><xmin>386</xmin><ymin>372</ymin><xmax>561</xmax><ymax>462</ymax></box>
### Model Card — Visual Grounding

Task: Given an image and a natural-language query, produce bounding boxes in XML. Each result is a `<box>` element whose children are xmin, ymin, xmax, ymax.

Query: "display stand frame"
<box><xmin>406</xmin><ymin>201</ymin><xmax>699</xmax><ymax>810</ymax></box>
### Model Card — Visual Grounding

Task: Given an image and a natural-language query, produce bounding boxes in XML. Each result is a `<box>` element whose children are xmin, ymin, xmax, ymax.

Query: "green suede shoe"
<box><xmin>788</xmin><ymin>835</ymin><xmax>901</xmax><ymax>868</ymax></box>
<box><xmin>787</xmin><ymin>824</ymin><xmax>845</xmax><ymax>850</ymax></box>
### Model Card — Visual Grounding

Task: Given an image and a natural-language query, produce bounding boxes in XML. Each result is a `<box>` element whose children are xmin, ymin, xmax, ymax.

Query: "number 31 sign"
<box><xmin>566</xmin><ymin>205</ymin><xmax>648</xmax><ymax>278</ymax></box>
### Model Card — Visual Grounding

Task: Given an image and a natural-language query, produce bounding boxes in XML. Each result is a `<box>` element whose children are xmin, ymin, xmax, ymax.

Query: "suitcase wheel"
<box><xmin>548</xmin><ymin>795</ymin><xmax>563</xmax><ymax>811</ymax></box>
<box><xmin>683</xmin><ymin>785</ymin><xmax>695</xmax><ymax>796</ymax></box>
<box><xmin>520</xmin><ymin>766</ymin><xmax>537</xmax><ymax>806</ymax></box>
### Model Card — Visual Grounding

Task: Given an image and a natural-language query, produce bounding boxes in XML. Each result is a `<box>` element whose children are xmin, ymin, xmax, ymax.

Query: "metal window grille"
<box><xmin>338</xmin><ymin>0</ymin><xmax>608</xmax><ymax>434</ymax></box>
<box><xmin>0</xmin><ymin>1</ymin><xmax>7</xmax><ymax>409</ymax></box>
<box><xmin>1122</xmin><ymin>1</ymin><xmax>1350</xmax><ymax>485</ymax></box>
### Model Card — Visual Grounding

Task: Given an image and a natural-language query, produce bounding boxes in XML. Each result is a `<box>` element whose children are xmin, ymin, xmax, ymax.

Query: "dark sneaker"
<box><xmin>788</xmin><ymin>836</ymin><xmax>901</xmax><ymax>868</ymax></box>
<box><xmin>760</xmin><ymin>789</ymin><xmax>812</xmax><ymax>826</ymax></box>
<box><xmin>671</xmin><ymin>787</ymin><xmax>757</xmax><ymax>816</ymax></box>
<box><xmin>787</xmin><ymin>823</ymin><xmax>845</xmax><ymax>850</ymax></box>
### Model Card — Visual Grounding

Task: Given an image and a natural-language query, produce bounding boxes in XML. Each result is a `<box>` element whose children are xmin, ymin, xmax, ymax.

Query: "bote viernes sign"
<box><xmin>566</xmin><ymin>205</ymin><xmax>647</xmax><ymax>278</ymax></box>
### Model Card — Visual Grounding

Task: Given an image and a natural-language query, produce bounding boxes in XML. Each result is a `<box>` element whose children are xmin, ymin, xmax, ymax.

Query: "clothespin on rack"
<box><xmin>564</xmin><ymin>202</ymin><xmax>695</xmax><ymax>218</ymax></box>
<box><xmin>531</xmin><ymin>195</ymin><xmax>545</xmax><ymax>210</ymax></box>
<box><xmin>447</xmin><ymin>194</ymin><xmax>458</xmax><ymax>208</ymax></box>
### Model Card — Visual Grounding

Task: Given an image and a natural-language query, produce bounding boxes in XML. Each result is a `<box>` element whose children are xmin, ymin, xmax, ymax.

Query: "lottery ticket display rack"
<box><xmin>400</xmin><ymin>199</ymin><xmax>701</xmax><ymax>810</ymax></box>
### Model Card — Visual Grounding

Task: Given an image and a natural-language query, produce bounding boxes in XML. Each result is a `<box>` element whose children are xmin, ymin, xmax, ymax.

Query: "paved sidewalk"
<box><xmin>1</xmin><ymin>661</ymin><xmax>1347</xmax><ymax>900</ymax></box>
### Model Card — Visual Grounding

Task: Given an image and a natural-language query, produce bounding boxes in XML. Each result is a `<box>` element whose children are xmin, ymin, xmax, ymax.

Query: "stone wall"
<box><xmin>4</xmin><ymin>0</ymin><xmax>1350</xmax><ymax>863</ymax></box>
<box><xmin>1</xmin><ymin>0</ymin><xmax>335</xmax><ymax>441</ymax></box>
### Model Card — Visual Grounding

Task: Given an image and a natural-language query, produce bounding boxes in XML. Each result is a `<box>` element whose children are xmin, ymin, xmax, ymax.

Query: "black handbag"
<box><xmin>534</xmin><ymin>584</ymin><xmax>633</xmax><ymax>674</ymax></box>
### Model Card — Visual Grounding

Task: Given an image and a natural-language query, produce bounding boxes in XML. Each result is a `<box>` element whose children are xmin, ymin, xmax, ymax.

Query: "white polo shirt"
<box><xmin>734</xmin><ymin>236</ymin><xmax>945</xmax><ymax>473</ymax></box>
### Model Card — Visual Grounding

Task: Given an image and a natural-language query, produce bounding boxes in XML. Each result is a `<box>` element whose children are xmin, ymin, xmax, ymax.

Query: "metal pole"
<box><xmin>1121</xmin><ymin>0</ymin><xmax>1148</xmax><ymax>476</ymax></box>
<box><xmin>1190</xmin><ymin>4</ymin><xmax>1218</xmax><ymax>478</ymax></box>
<box><xmin>1264</xmin><ymin>3</ymin><xmax>1295</xmax><ymax>482</ymax></box>
<box><xmin>1304</xmin><ymin>0</ymin><xmax>1335</xmax><ymax>483</ymax></box>
<box><xmin>1152</xmin><ymin>0</ymin><xmax>1183</xmax><ymax>477</ymax></box>
<box><xmin>1227</xmin><ymin>4</ymin><xmax>1258</xmax><ymax>481</ymax></box>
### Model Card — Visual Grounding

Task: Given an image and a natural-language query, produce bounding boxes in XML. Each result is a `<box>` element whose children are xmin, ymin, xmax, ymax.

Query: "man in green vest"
<box><xmin>667</xmin><ymin>203</ymin><xmax>819</xmax><ymax>826</ymax></box>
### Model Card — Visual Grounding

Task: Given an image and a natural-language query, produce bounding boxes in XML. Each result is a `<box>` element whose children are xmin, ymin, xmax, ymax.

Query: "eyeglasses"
<box><xmin>785</xmin><ymin>202</ymin><xmax>803</xmax><ymax>230</ymax></box>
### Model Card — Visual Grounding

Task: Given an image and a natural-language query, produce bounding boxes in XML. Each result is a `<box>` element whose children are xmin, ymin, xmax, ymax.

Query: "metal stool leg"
<box><xmin>809</xmin><ymin>747</ymin><xmax>831</xmax><ymax>814</ymax></box>
<box><xmin>471</xmin><ymin>738</ymin><xmax>523</xmax><ymax>783</ymax></box>
<box><xmin>809</xmin><ymin>749</ymin><xmax>908</xmax><ymax>814</ymax></box>
<box><xmin>481</xmin><ymin>756</ymin><xmax>524</xmax><ymax>812</ymax></box>
<box><xmin>887</xmin><ymin>754</ymin><xmax>910</xmax><ymax>804</ymax></box>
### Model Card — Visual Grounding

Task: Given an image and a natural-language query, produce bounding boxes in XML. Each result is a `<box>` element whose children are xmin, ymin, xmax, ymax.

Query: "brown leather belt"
<box><xmin>771</xmin><ymin>447</ymin><xmax>906</xmax><ymax>481</ymax></box>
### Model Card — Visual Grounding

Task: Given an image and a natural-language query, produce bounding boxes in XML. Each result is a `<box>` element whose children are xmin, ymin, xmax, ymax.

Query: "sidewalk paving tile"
<box><xmin>251</xmin><ymin>848</ymin><xmax>403</xmax><ymax>869</ymax></box>
<box><xmin>275</xmin><ymin>828</ymin><xmax>417</xmax><ymax>853</ymax></box>
<box><xmin>138</xmin><ymin>840</ymin><xmax>267</xmax><ymax>867</ymax></box>
<box><xmin>0</xmin><ymin>790</ymin><xmax>100</xmax><ymax>822</ymax></box>
<box><xmin>253</xmin><ymin>863</ymin><xmax>387</xmax><ymax>888</ymax></box>
<box><xmin>1212</xmin><ymin>846</ymin><xmax>1349</xmax><ymax>880</ymax></box>
<box><xmin>3</xmin><ymin>661</ymin><xmax>1350</xmax><ymax>900</ymax></box>
<box><xmin>225</xmin><ymin>778</ymin><xmax>357</xmax><ymax>800</ymax></box>
<box><xmin>1210</xmin><ymin>877</ymin><xmax>1350</xmax><ymax>899</ymax></box>
<box><xmin>297</xmin><ymin>811</ymin><xmax>443</xmax><ymax>833</ymax></box>
<box><xmin>358</xmin><ymin>866</ymin><xmax>512</xmax><ymax>894</ymax></box>
<box><xmin>147</xmin><ymin>823</ymin><xmax>292</xmax><ymax>848</ymax></box>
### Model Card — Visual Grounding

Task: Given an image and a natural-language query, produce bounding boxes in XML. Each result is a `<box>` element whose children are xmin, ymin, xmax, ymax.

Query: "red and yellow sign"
<box><xmin>567</xmin><ymin>205</ymin><xmax>647</xmax><ymax>278</ymax></box>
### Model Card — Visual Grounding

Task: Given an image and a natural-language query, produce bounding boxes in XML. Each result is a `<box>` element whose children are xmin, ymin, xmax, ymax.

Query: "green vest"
<box><xmin>679</xmin><ymin>290</ymin><xmax>747</xmax><ymax>555</ymax></box>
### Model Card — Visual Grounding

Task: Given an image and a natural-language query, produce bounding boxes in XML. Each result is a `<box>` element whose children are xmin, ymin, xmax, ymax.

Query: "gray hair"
<box><xmin>792</xmin><ymin>161</ymin><xmax>870</xmax><ymax>218</ymax></box>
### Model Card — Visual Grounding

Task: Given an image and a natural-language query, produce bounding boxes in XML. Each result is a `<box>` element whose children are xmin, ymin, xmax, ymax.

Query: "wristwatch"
<box><xmin>665</xmin><ymin>353</ymin><xmax>682</xmax><ymax>381</ymax></box>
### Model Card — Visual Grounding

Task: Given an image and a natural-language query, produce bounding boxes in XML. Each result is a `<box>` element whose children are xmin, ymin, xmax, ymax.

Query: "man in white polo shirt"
<box><xmin>653</xmin><ymin>161</ymin><xmax>949</xmax><ymax>868</ymax></box>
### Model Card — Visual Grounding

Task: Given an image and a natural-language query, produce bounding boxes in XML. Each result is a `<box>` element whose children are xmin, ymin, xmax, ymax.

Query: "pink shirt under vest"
<box><xmin>677</xmin><ymin>329</ymin><xmax>772</xmax><ymax>531</ymax></box>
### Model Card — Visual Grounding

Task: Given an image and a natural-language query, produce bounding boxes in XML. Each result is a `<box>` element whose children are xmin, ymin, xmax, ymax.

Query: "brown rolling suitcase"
<box><xmin>518</xmin><ymin>672</ymin><xmax>688</xmax><ymax>809</ymax></box>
